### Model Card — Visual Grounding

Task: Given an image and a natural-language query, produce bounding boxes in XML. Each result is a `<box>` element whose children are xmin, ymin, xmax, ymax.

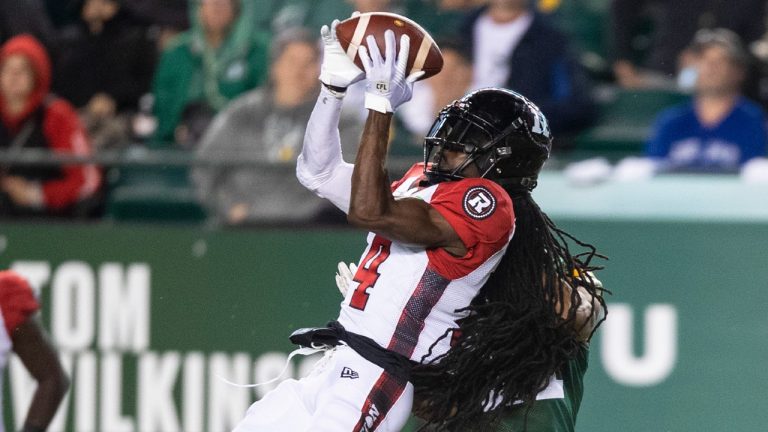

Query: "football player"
<box><xmin>0</xmin><ymin>271</ymin><xmax>69</xmax><ymax>432</ymax></box>
<box><xmin>336</xmin><ymin>263</ymin><xmax>605</xmax><ymax>432</ymax></box>
<box><xmin>234</xmin><ymin>17</ymin><xmax>605</xmax><ymax>432</ymax></box>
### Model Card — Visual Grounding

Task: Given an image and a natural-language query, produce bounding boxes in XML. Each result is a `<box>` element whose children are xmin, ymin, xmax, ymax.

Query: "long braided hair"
<box><xmin>410</xmin><ymin>187</ymin><xmax>608</xmax><ymax>431</ymax></box>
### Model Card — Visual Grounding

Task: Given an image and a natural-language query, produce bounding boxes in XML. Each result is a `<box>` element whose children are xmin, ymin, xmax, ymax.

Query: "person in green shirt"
<box><xmin>151</xmin><ymin>0</ymin><xmax>269</xmax><ymax>145</ymax></box>
<box><xmin>497</xmin><ymin>274</ymin><xmax>605</xmax><ymax>432</ymax></box>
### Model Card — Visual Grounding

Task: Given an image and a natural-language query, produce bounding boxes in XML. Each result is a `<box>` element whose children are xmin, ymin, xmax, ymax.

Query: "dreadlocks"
<box><xmin>411</xmin><ymin>188</ymin><xmax>608</xmax><ymax>432</ymax></box>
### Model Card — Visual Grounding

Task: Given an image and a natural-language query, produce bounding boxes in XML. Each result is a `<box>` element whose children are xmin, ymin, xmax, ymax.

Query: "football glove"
<box><xmin>319</xmin><ymin>18</ymin><xmax>365</xmax><ymax>93</ymax></box>
<box><xmin>576</xmin><ymin>270</ymin><xmax>605</xmax><ymax>323</ymax></box>
<box><xmin>334</xmin><ymin>261</ymin><xmax>358</xmax><ymax>297</ymax></box>
<box><xmin>359</xmin><ymin>30</ymin><xmax>424</xmax><ymax>113</ymax></box>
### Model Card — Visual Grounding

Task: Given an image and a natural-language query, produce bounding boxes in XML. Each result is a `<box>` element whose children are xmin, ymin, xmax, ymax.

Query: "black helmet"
<box><xmin>423</xmin><ymin>88</ymin><xmax>552</xmax><ymax>190</ymax></box>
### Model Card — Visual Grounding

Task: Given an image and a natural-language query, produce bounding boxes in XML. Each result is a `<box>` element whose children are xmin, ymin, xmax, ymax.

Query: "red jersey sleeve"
<box><xmin>426</xmin><ymin>178</ymin><xmax>514</xmax><ymax>280</ymax></box>
<box><xmin>41</xmin><ymin>99</ymin><xmax>102</xmax><ymax>209</ymax></box>
<box><xmin>0</xmin><ymin>271</ymin><xmax>40</xmax><ymax>335</ymax></box>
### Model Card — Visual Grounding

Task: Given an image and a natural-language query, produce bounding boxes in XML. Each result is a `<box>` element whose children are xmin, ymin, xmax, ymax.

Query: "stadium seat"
<box><xmin>546</xmin><ymin>0</ymin><xmax>612</xmax><ymax>78</ymax></box>
<box><xmin>572</xmin><ymin>88</ymin><xmax>690</xmax><ymax>161</ymax></box>
<box><xmin>105</xmin><ymin>150</ymin><xmax>206</xmax><ymax>223</ymax></box>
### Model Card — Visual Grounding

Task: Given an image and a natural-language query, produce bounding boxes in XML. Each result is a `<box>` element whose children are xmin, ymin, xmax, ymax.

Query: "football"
<box><xmin>335</xmin><ymin>12</ymin><xmax>443</xmax><ymax>81</ymax></box>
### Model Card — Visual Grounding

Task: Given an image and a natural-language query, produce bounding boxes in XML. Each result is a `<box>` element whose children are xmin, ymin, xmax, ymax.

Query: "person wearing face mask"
<box><xmin>644</xmin><ymin>29</ymin><xmax>767</xmax><ymax>173</ymax></box>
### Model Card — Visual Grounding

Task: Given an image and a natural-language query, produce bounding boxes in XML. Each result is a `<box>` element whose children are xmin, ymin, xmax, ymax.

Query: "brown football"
<box><xmin>335</xmin><ymin>12</ymin><xmax>443</xmax><ymax>81</ymax></box>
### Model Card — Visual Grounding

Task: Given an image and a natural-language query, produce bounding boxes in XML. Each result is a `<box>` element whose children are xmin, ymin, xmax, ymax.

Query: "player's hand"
<box><xmin>583</xmin><ymin>270</ymin><xmax>603</xmax><ymax>290</ymax></box>
<box><xmin>359</xmin><ymin>30</ymin><xmax>425</xmax><ymax>113</ymax></box>
<box><xmin>573</xmin><ymin>270</ymin><xmax>606</xmax><ymax>339</ymax></box>
<box><xmin>319</xmin><ymin>18</ymin><xmax>364</xmax><ymax>92</ymax></box>
<box><xmin>334</xmin><ymin>261</ymin><xmax>358</xmax><ymax>297</ymax></box>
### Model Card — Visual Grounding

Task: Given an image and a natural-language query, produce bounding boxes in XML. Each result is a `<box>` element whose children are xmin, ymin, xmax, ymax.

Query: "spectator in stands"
<box><xmin>399</xmin><ymin>38</ymin><xmax>473</xmax><ymax>137</ymax></box>
<box><xmin>0</xmin><ymin>35</ymin><xmax>101</xmax><ymax>217</ymax></box>
<box><xmin>0</xmin><ymin>0</ymin><xmax>56</xmax><ymax>50</ymax></box>
<box><xmin>0</xmin><ymin>270</ymin><xmax>70</xmax><ymax>432</ymax></box>
<box><xmin>151</xmin><ymin>0</ymin><xmax>269</xmax><ymax>145</ymax></box>
<box><xmin>273</xmin><ymin>0</ymin><xmax>403</xmax><ymax>34</ymax></box>
<box><xmin>408</xmin><ymin>0</ymin><xmax>486</xmax><ymax>39</ymax></box>
<box><xmin>172</xmin><ymin>100</ymin><xmax>215</xmax><ymax>150</ymax></box>
<box><xmin>192</xmin><ymin>29</ymin><xmax>361</xmax><ymax>225</ymax></box>
<box><xmin>120</xmin><ymin>0</ymin><xmax>190</xmax><ymax>51</ymax></box>
<box><xmin>121</xmin><ymin>0</ymin><xmax>189</xmax><ymax>31</ymax></box>
<box><xmin>42</xmin><ymin>0</ymin><xmax>83</xmax><ymax>29</ymax></box>
<box><xmin>462</xmin><ymin>0</ymin><xmax>595</xmax><ymax>137</ymax></box>
<box><xmin>54</xmin><ymin>0</ymin><xmax>157</xmax><ymax>151</ymax></box>
<box><xmin>640</xmin><ymin>29</ymin><xmax>767</xmax><ymax>173</ymax></box>
<box><xmin>611</xmin><ymin>0</ymin><xmax>766</xmax><ymax>89</ymax></box>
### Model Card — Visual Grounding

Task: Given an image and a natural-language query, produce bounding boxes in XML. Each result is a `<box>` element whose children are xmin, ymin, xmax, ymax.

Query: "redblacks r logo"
<box><xmin>463</xmin><ymin>186</ymin><xmax>496</xmax><ymax>219</ymax></box>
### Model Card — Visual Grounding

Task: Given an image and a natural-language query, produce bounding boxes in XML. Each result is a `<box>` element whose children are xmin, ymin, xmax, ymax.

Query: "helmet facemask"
<box><xmin>423</xmin><ymin>104</ymin><xmax>528</xmax><ymax>185</ymax></box>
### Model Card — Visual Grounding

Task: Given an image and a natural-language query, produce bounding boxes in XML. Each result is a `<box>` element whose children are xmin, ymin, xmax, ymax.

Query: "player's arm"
<box><xmin>296</xmin><ymin>19</ymin><xmax>363</xmax><ymax>213</ymax></box>
<box><xmin>296</xmin><ymin>87</ymin><xmax>356</xmax><ymax>212</ymax></box>
<box><xmin>13</xmin><ymin>315</ymin><xmax>69</xmax><ymax>432</ymax></box>
<box><xmin>349</xmin><ymin>111</ymin><xmax>466</xmax><ymax>255</ymax></box>
<box><xmin>345</xmin><ymin>31</ymin><xmax>465</xmax><ymax>254</ymax></box>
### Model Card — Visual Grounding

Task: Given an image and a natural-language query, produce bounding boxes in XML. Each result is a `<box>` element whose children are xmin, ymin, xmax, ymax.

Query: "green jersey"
<box><xmin>499</xmin><ymin>345</ymin><xmax>589</xmax><ymax>432</ymax></box>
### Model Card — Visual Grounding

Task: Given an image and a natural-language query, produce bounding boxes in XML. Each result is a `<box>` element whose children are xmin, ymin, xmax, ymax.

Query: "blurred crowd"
<box><xmin>1</xmin><ymin>0</ymin><xmax>768</xmax><ymax>224</ymax></box>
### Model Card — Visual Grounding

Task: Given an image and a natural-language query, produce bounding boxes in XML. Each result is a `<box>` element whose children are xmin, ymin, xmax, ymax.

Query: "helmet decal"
<box><xmin>528</xmin><ymin>102</ymin><xmax>551</xmax><ymax>138</ymax></box>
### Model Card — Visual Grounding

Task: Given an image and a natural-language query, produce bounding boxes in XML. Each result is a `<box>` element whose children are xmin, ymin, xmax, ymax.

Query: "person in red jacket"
<box><xmin>0</xmin><ymin>34</ymin><xmax>101</xmax><ymax>217</ymax></box>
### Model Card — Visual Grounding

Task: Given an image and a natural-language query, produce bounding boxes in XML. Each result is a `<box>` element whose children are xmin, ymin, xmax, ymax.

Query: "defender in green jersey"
<box><xmin>500</xmin><ymin>346</ymin><xmax>589</xmax><ymax>432</ymax></box>
<box><xmin>499</xmin><ymin>274</ymin><xmax>605</xmax><ymax>432</ymax></box>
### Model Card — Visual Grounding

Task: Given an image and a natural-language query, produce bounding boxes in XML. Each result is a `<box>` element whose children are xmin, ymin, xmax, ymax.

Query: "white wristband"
<box><xmin>364</xmin><ymin>93</ymin><xmax>394</xmax><ymax>113</ymax></box>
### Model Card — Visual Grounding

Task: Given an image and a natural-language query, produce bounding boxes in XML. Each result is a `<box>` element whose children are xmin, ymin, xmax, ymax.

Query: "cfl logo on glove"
<box><xmin>375</xmin><ymin>81</ymin><xmax>389</xmax><ymax>93</ymax></box>
<box><xmin>463</xmin><ymin>187</ymin><xmax>496</xmax><ymax>219</ymax></box>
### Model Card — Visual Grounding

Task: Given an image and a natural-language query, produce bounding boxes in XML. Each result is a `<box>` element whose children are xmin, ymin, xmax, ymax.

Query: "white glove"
<box><xmin>319</xmin><ymin>19</ymin><xmax>365</xmax><ymax>93</ymax></box>
<box><xmin>334</xmin><ymin>261</ymin><xmax>358</xmax><ymax>297</ymax></box>
<box><xmin>612</xmin><ymin>156</ymin><xmax>660</xmax><ymax>182</ymax></box>
<box><xmin>359</xmin><ymin>30</ymin><xmax>425</xmax><ymax>113</ymax></box>
<box><xmin>563</xmin><ymin>157</ymin><xmax>613</xmax><ymax>186</ymax></box>
<box><xmin>740</xmin><ymin>157</ymin><xmax>768</xmax><ymax>184</ymax></box>
<box><xmin>575</xmin><ymin>270</ymin><xmax>605</xmax><ymax>323</ymax></box>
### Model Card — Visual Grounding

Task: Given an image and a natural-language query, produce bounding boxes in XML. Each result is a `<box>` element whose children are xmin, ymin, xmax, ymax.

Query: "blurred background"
<box><xmin>1</xmin><ymin>0</ymin><xmax>767</xmax><ymax>431</ymax></box>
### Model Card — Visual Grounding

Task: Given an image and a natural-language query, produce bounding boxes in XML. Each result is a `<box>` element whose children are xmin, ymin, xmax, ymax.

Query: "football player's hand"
<box><xmin>334</xmin><ymin>261</ymin><xmax>358</xmax><ymax>297</ymax></box>
<box><xmin>359</xmin><ymin>30</ymin><xmax>425</xmax><ymax>113</ymax></box>
<box><xmin>573</xmin><ymin>270</ymin><xmax>606</xmax><ymax>340</ymax></box>
<box><xmin>319</xmin><ymin>18</ymin><xmax>364</xmax><ymax>91</ymax></box>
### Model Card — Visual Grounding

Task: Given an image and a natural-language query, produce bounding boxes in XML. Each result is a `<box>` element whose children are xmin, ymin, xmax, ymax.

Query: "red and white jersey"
<box><xmin>337</xmin><ymin>164</ymin><xmax>515</xmax><ymax>363</ymax></box>
<box><xmin>0</xmin><ymin>271</ymin><xmax>40</xmax><ymax>432</ymax></box>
